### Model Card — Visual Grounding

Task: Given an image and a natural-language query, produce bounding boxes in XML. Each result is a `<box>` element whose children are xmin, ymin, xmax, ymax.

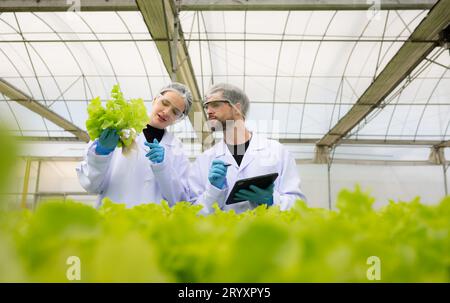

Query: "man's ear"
<box><xmin>234</xmin><ymin>103</ymin><xmax>245</xmax><ymax>118</ymax></box>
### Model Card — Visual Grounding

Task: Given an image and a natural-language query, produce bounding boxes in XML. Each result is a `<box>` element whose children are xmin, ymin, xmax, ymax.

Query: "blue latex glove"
<box><xmin>234</xmin><ymin>183</ymin><xmax>275</xmax><ymax>206</ymax></box>
<box><xmin>208</xmin><ymin>159</ymin><xmax>229</xmax><ymax>189</ymax></box>
<box><xmin>95</xmin><ymin>128</ymin><xmax>119</xmax><ymax>155</ymax></box>
<box><xmin>145</xmin><ymin>139</ymin><xmax>165</xmax><ymax>164</ymax></box>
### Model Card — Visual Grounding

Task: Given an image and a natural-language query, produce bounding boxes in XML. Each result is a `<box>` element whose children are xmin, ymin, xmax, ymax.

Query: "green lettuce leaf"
<box><xmin>85</xmin><ymin>84</ymin><xmax>149</xmax><ymax>147</ymax></box>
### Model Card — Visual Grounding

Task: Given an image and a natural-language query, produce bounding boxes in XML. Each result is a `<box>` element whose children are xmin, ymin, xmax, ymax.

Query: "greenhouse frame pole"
<box><xmin>327</xmin><ymin>163</ymin><xmax>332</xmax><ymax>210</ymax></box>
<box><xmin>33</xmin><ymin>160</ymin><xmax>41</xmax><ymax>211</ymax></box>
<box><xmin>21</xmin><ymin>158</ymin><xmax>31</xmax><ymax>209</ymax></box>
<box><xmin>432</xmin><ymin>140</ymin><xmax>449</xmax><ymax>196</ymax></box>
<box><xmin>443</xmin><ymin>163</ymin><xmax>449</xmax><ymax>196</ymax></box>
<box><xmin>170</xmin><ymin>0</ymin><xmax>180</xmax><ymax>82</ymax></box>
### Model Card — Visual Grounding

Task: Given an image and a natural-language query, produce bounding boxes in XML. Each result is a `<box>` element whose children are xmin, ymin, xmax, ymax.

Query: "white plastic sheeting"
<box><xmin>2</xmin><ymin>10</ymin><xmax>449</xmax><ymax>147</ymax></box>
<box><xmin>301</xmin><ymin>163</ymin><xmax>446</xmax><ymax>208</ymax></box>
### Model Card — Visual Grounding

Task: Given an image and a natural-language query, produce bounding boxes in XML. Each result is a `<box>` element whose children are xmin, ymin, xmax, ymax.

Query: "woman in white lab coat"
<box><xmin>77</xmin><ymin>83</ymin><xmax>192</xmax><ymax>208</ymax></box>
<box><xmin>189</xmin><ymin>83</ymin><xmax>306</xmax><ymax>215</ymax></box>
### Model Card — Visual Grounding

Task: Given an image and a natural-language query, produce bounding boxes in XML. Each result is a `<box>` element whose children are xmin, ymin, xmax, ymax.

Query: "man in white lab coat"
<box><xmin>189</xmin><ymin>83</ymin><xmax>306</xmax><ymax>214</ymax></box>
<box><xmin>77</xmin><ymin>83</ymin><xmax>192</xmax><ymax>208</ymax></box>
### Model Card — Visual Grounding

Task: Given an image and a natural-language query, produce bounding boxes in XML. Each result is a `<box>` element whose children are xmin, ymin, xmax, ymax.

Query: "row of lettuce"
<box><xmin>0</xmin><ymin>187</ymin><xmax>449</xmax><ymax>282</ymax></box>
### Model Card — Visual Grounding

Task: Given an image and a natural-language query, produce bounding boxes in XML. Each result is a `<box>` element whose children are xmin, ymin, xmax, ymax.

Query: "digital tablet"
<box><xmin>225</xmin><ymin>173</ymin><xmax>279</xmax><ymax>205</ymax></box>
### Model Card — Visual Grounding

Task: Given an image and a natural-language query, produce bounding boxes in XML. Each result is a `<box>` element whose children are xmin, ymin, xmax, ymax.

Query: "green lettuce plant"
<box><xmin>0</xmin><ymin>188</ymin><xmax>448</xmax><ymax>282</ymax></box>
<box><xmin>86</xmin><ymin>84</ymin><xmax>149</xmax><ymax>147</ymax></box>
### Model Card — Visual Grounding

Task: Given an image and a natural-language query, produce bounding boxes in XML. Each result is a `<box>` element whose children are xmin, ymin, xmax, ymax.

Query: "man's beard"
<box><xmin>207</xmin><ymin>119</ymin><xmax>227</xmax><ymax>132</ymax></box>
<box><xmin>208</xmin><ymin>118</ymin><xmax>237</xmax><ymax>132</ymax></box>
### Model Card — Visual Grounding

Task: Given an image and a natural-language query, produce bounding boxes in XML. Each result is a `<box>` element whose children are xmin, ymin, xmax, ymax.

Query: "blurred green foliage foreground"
<box><xmin>0</xmin><ymin>188</ymin><xmax>449</xmax><ymax>282</ymax></box>
<box><xmin>0</xmin><ymin>125</ymin><xmax>448</xmax><ymax>282</ymax></box>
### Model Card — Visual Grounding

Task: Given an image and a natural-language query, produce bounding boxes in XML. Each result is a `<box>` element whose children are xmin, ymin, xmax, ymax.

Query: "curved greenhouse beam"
<box><xmin>316</xmin><ymin>0</ymin><xmax>450</xmax><ymax>149</ymax></box>
<box><xmin>413</xmin><ymin>68</ymin><xmax>448</xmax><ymax>141</ymax></box>
<box><xmin>32</xmin><ymin>13</ymin><xmax>96</xmax><ymax>106</ymax></box>
<box><xmin>116</xmin><ymin>11</ymin><xmax>154</xmax><ymax>98</ymax></box>
<box><xmin>298</xmin><ymin>11</ymin><xmax>338</xmax><ymax>139</ymax></box>
<box><xmin>327</xmin><ymin>12</ymin><xmax>376</xmax><ymax>133</ymax></box>
<box><xmin>270</xmin><ymin>11</ymin><xmax>291</xmax><ymax>125</ymax></box>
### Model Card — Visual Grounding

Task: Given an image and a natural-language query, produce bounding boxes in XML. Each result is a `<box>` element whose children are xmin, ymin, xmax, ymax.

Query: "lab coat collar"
<box><xmin>238</xmin><ymin>133</ymin><xmax>266</xmax><ymax>171</ymax></box>
<box><xmin>213</xmin><ymin>139</ymin><xmax>235</xmax><ymax>167</ymax></box>
<box><xmin>213</xmin><ymin>132</ymin><xmax>266</xmax><ymax>170</ymax></box>
<box><xmin>159</xmin><ymin>130</ymin><xmax>176</xmax><ymax>147</ymax></box>
<box><xmin>137</xmin><ymin>129</ymin><xmax>176</xmax><ymax>147</ymax></box>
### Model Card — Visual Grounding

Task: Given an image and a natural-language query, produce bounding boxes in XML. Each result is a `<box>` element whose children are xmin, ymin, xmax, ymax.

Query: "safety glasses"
<box><xmin>202</xmin><ymin>99</ymin><xmax>232</xmax><ymax>112</ymax></box>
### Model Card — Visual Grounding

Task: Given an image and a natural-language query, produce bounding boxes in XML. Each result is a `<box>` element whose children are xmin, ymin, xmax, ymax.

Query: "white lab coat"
<box><xmin>188</xmin><ymin>133</ymin><xmax>306</xmax><ymax>214</ymax></box>
<box><xmin>76</xmin><ymin>131</ymin><xmax>190</xmax><ymax>208</ymax></box>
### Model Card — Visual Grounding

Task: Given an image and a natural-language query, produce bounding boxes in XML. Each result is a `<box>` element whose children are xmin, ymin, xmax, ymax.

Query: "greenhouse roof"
<box><xmin>0</xmin><ymin>0</ymin><xmax>449</xmax><ymax>163</ymax></box>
